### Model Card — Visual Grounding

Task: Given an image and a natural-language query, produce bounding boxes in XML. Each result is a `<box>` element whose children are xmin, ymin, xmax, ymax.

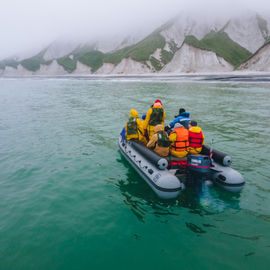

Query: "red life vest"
<box><xmin>171</xmin><ymin>127</ymin><xmax>189</xmax><ymax>151</ymax></box>
<box><xmin>189</xmin><ymin>130</ymin><xmax>203</xmax><ymax>148</ymax></box>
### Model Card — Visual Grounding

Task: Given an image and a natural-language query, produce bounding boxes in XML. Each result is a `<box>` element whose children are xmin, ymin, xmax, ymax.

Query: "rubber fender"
<box><xmin>201</xmin><ymin>145</ymin><xmax>232</xmax><ymax>167</ymax></box>
<box><xmin>129</xmin><ymin>140</ymin><xmax>168</xmax><ymax>170</ymax></box>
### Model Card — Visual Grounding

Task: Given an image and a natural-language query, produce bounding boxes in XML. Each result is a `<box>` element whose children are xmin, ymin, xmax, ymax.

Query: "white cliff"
<box><xmin>238</xmin><ymin>43</ymin><xmax>270</xmax><ymax>71</ymax></box>
<box><xmin>162</xmin><ymin>43</ymin><xmax>233</xmax><ymax>73</ymax></box>
<box><xmin>43</xmin><ymin>41</ymin><xmax>79</xmax><ymax>61</ymax></box>
<box><xmin>150</xmin><ymin>48</ymin><xmax>162</xmax><ymax>61</ymax></box>
<box><xmin>1</xmin><ymin>64</ymin><xmax>33</xmax><ymax>76</ymax></box>
<box><xmin>161</xmin><ymin>13</ymin><xmax>227</xmax><ymax>47</ymax></box>
<box><xmin>35</xmin><ymin>60</ymin><xmax>67</xmax><ymax>75</ymax></box>
<box><xmin>95</xmin><ymin>57</ymin><xmax>151</xmax><ymax>74</ymax></box>
<box><xmin>224</xmin><ymin>12</ymin><xmax>265</xmax><ymax>53</ymax></box>
<box><xmin>2</xmin><ymin>11</ymin><xmax>270</xmax><ymax>76</ymax></box>
<box><xmin>0</xmin><ymin>60</ymin><xmax>68</xmax><ymax>76</ymax></box>
<box><xmin>72</xmin><ymin>61</ymin><xmax>91</xmax><ymax>74</ymax></box>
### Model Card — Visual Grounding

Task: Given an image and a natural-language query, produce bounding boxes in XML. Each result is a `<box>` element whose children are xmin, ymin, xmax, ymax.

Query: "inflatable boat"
<box><xmin>118</xmin><ymin>136</ymin><xmax>245</xmax><ymax>199</ymax></box>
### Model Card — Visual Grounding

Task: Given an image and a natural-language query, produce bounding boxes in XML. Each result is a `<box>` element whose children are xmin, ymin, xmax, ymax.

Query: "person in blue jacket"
<box><xmin>165</xmin><ymin>108</ymin><xmax>190</xmax><ymax>132</ymax></box>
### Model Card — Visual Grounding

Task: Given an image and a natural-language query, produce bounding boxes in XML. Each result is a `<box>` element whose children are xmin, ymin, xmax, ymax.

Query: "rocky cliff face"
<box><xmin>95</xmin><ymin>58</ymin><xmax>152</xmax><ymax>74</ymax></box>
<box><xmin>238</xmin><ymin>43</ymin><xmax>270</xmax><ymax>71</ymax></box>
<box><xmin>0</xmin><ymin>60</ymin><xmax>68</xmax><ymax>76</ymax></box>
<box><xmin>162</xmin><ymin>44</ymin><xmax>233</xmax><ymax>73</ymax></box>
<box><xmin>160</xmin><ymin>14</ymin><xmax>227</xmax><ymax>47</ymax></box>
<box><xmin>224</xmin><ymin>12</ymin><xmax>267</xmax><ymax>53</ymax></box>
<box><xmin>1</xmin><ymin>10</ymin><xmax>270</xmax><ymax>76</ymax></box>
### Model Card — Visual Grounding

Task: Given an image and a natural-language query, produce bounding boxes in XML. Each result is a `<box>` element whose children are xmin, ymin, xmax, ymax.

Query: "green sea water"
<box><xmin>0</xmin><ymin>78</ymin><xmax>270</xmax><ymax>270</ymax></box>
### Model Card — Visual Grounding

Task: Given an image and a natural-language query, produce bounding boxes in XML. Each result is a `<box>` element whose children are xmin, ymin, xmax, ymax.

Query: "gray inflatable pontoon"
<box><xmin>118</xmin><ymin>137</ymin><xmax>184</xmax><ymax>199</ymax></box>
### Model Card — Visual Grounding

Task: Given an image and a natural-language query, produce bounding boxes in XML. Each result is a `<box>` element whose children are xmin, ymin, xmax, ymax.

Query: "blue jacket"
<box><xmin>169</xmin><ymin>112</ymin><xmax>190</xmax><ymax>129</ymax></box>
<box><xmin>120</xmin><ymin>127</ymin><xmax>126</xmax><ymax>141</ymax></box>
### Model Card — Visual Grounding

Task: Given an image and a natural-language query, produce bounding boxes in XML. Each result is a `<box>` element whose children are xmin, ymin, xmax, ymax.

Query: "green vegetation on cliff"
<box><xmin>20</xmin><ymin>50</ymin><xmax>48</xmax><ymax>72</ymax></box>
<box><xmin>160</xmin><ymin>40</ymin><xmax>178</xmax><ymax>65</ymax></box>
<box><xmin>184</xmin><ymin>32</ymin><xmax>252</xmax><ymax>67</ymax></box>
<box><xmin>0</xmin><ymin>49</ymin><xmax>52</xmax><ymax>72</ymax></box>
<box><xmin>127</xmin><ymin>33</ymin><xmax>166</xmax><ymax>62</ymax></box>
<box><xmin>0</xmin><ymin>59</ymin><xmax>18</xmax><ymax>69</ymax></box>
<box><xmin>103</xmin><ymin>47</ymin><xmax>130</xmax><ymax>65</ymax></box>
<box><xmin>105</xmin><ymin>32</ymin><xmax>166</xmax><ymax>64</ymax></box>
<box><xmin>77</xmin><ymin>51</ymin><xmax>104</xmax><ymax>72</ymax></box>
<box><xmin>57</xmin><ymin>56</ymin><xmax>77</xmax><ymax>72</ymax></box>
<box><xmin>103</xmin><ymin>32</ymin><xmax>166</xmax><ymax>65</ymax></box>
<box><xmin>150</xmin><ymin>56</ymin><xmax>162</xmax><ymax>71</ymax></box>
<box><xmin>59</xmin><ymin>32</ymin><xmax>167</xmax><ymax>72</ymax></box>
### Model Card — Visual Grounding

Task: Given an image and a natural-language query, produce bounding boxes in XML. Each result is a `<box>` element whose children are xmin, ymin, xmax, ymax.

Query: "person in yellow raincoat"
<box><xmin>143</xmin><ymin>99</ymin><xmax>165</xmax><ymax>141</ymax></box>
<box><xmin>146</xmin><ymin>124</ymin><xmax>170</xmax><ymax>157</ymax></box>
<box><xmin>125</xmin><ymin>109</ymin><xmax>147</xmax><ymax>144</ymax></box>
<box><xmin>169</xmin><ymin>123</ymin><xmax>189</xmax><ymax>158</ymax></box>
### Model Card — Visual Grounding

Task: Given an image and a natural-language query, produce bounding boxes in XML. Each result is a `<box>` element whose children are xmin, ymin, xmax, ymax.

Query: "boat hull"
<box><xmin>118</xmin><ymin>137</ymin><xmax>184</xmax><ymax>199</ymax></box>
<box><xmin>210</xmin><ymin>162</ymin><xmax>245</xmax><ymax>192</ymax></box>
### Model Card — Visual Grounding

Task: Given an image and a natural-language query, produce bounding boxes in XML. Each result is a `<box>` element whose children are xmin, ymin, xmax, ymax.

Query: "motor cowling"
<box><xmin>187</xmin><ymin>154</ymin><xmax>211</xmax><ymax>173</ymax></box>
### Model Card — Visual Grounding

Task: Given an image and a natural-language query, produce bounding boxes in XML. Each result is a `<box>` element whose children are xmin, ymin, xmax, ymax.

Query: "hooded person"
<box><xmin>169</xmin><ymin>122</ymin><xmax>189</xmax><ymax>158</ymax></box>
<box><xmin>146</xmin><ymin>124</ymin><xmax>171</xmax><ymax>157</ymax></box>
<box><xmin>165</xmin><ymin>108</ymin><xmax>190</xmax><ymax>131</ymax></box>
<box><xmin>125</xmin><ymin>109</ymin><xmax>147</xmax><ymax>144</ymax></box>
<box><xmin>144</xmin><ymin>99</ymin><xmax>165</xmax><ymax>141</ymax></box>
<box><xmin>188</xmin><ymin>120</ymin><xmax>204</xmax><ymax>154</ymax></box>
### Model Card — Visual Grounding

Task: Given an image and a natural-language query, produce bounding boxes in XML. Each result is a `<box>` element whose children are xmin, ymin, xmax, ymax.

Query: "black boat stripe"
<box><xmin>215</xmin><ymin>178</ymin><xmax>245</xmax><ymax>187</ymax></box>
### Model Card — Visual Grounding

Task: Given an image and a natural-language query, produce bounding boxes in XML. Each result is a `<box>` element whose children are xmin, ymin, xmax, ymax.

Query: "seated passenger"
<box><xmin>146</xmin><ymin>124</ymin><xmax>170</xmax><ymax>157</ymax></box>
<box><xmin>169</xmin><ymin>123</ymin><xmax>189</xmax><ymax>158</ymax></box>
<box><xmin>144</xmin><ymin>99</ymin><xmax>165</xmax><ymax>141</ymax></box>
<box><xmin>165</xmin><ymin>108</ymin><xmax>190</xmax><ymax>132</ymax></box>
<box><xmin>125</xmin><ymin>109</ymin><xmax>147</xmax><ymax>144</ymax></box>
<box><xmin>188</xmin><ymin>120</ymin><xmax>204</xmax><ymax>154</ymax></box>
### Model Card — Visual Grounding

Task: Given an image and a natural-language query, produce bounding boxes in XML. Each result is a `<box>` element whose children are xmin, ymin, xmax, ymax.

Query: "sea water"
<box><xmin>0</xmin><ymin>78</ymin><xmax>269</xmax><ymax>270</ymax></box>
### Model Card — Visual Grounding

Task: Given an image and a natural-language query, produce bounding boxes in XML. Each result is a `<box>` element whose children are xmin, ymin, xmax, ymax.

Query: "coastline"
<box><xmin>1</xmin><ymin>71</ymin><xmax>270</xmax><ymax>82</ymax></box>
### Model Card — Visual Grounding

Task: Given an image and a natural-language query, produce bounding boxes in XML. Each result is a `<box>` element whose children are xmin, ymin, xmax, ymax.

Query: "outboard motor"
<box><xmin>187</xmin><ymin>154</ymin><xmax>211</xmax><ymax>173</ymax></box>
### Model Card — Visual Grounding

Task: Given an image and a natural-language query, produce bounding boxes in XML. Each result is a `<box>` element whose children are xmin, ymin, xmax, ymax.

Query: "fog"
<box><xmin>0</xmin><ymin>0</ymin><xmax>270</xmax><ymax>59</ymax></box>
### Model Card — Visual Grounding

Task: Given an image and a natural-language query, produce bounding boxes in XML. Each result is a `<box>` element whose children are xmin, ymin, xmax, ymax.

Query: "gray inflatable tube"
<box><xmin>129</xmin><ymin>140</ymin><xmax>168</xmax><ymax>170</ymax></box>
<box><xmin>210</xmin><ymin>161</ymin><xmax>245</xmax><ymax>192</ymax></box>
<box><xmin>201</xmin><ymin>145</ymin><xmax>232</xmax><ymax>167</ymax></box>
<box><xmin>118</xmin><ymin>137</ymin><xmax>184</xmax><ymax>199</ymax></box>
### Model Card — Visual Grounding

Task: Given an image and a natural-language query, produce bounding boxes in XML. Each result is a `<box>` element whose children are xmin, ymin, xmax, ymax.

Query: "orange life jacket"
<box><xmin>189</xmin><ymin>130</ymin><xmax>203</xmax><ymax>148</ymax></box>
<box><xmin>171</xmin><ymin>127</ymin><xmax>189</xmax><ymax>152</ymax></box>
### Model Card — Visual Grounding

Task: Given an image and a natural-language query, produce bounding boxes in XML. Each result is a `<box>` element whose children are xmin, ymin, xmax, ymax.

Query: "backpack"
<box><xmin>157</xmin><ymin>131</ymin><xmax>171</xmax><ymax>147</ymax></box>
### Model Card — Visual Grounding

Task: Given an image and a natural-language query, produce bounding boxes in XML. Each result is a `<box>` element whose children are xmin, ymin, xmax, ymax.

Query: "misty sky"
<box><xmin>1</xmin><ymin>0</ymin><xmax>270</xmax><ymax>59</ymax></box>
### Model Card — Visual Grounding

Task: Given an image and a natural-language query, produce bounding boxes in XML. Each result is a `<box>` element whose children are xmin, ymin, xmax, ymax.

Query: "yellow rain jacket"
<box><xmin>188</xmin><ymin>126</ymin><xmax>205</xmax><ymax>154</ymax></box>
<box><xmin>125</xmin><ymin>109</ymin><xmax>147</xmax><ymax>144</ymax></box>
<box><xmin>144</xmin><ymin>103</ymin><xmax>165</xmax><ymax>140</ymax></box>
<box><xmin>146</xmin><ymin>125</ymin><xmax>170</xmax><ymax>157</ymax></box>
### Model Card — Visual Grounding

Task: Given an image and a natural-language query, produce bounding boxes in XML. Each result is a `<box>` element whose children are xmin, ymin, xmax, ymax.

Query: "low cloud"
<box><xmin>0</xmin><ymin>0</ymin><xmax>269</xmax><ymax>59</ymax></box>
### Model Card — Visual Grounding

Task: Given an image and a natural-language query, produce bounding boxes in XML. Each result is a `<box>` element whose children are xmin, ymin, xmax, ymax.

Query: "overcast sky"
<box><xmin>0</xmin><ymin>0</ymin><xmax>270</xmax><ymax>59</ymax></box>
